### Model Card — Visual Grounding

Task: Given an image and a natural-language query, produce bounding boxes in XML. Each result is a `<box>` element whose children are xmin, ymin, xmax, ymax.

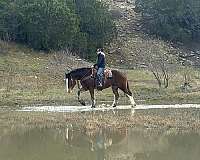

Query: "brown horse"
<box><xmin>65</xmin><ymin>67</ymin><xmax>136</xmax><ymax>108</ymax></box>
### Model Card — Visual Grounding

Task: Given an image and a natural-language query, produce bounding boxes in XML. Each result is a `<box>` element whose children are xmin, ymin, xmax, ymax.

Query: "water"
<box><xmin>1</xmin><ymin>126</ymin><xmax>200</xmax><ymax>160</ymax></box>
<box><xmin>18</xmin><ymin>104</ymin><xmax>200</xmax><ymax>112</ymax></box>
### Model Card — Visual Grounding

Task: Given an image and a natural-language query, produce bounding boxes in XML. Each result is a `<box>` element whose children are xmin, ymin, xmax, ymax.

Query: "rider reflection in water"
<box><xmin>94</xmin><ymin>48</ymin><xmax>106</xmax><ymax>88</ymax></box>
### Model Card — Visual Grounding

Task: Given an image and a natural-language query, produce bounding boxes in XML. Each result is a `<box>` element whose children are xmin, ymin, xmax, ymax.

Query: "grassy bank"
<box><xmin>1</xmin><ymin>41</ymin><xmax>200</xmax><ymax>108</ymax></box>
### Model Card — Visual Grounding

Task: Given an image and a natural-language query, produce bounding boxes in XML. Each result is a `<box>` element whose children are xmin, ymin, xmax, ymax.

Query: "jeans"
<box><xmin>97</xmin><ymin>67</ymin><xmax>104</xmax><ymax>86</ymax></box>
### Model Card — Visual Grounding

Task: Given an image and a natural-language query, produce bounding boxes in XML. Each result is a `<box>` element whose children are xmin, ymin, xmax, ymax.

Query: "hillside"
<box><xmin>1</xmin><ymin>40</ymin><xmax>200</xmax><ymax>107</ymax></box>
<box><xmin>0</xmin><ymin>41</ymin><xmax>92</xmax><ymax>106</ymax></box>
<box><xmin>105</xmin><ymin>0</ymin><xmax>200</xmax><ymax>68</ymax></box>
<box><xmin>1</xmin><ymin>0</ymin><xmax>200</xmax><ymax>107</ymax></box>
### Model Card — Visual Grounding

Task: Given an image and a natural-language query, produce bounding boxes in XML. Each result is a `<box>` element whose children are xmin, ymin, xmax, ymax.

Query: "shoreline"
<box><xmin>15</xmin><ymin>104</ymin><xmax>200</xmax><ymax>113</ymax></box>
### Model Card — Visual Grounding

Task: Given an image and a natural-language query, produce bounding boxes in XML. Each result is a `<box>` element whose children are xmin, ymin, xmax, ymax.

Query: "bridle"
<box><xmin>76</xmin><ymin>68</ymin><xmax>94</xmax><ymax>90</ymax></box>
<box><xmin>65</xmin><ymin>68</ymin><xmax>93</xmax><ymax>92</ymax></box>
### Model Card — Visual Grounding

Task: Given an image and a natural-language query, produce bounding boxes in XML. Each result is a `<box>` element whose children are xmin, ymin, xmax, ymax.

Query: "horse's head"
<box><xmin>65</xmin><ymin>72</ymin><xmax>76</xmax><ymax>93</ymax></box>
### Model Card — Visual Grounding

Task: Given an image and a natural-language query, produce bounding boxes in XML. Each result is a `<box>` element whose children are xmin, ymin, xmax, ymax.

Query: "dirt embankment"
<box><xmin>104</xmin><ymin>0</ymin><xmax>200</xmax><ymax>68</ymax></box>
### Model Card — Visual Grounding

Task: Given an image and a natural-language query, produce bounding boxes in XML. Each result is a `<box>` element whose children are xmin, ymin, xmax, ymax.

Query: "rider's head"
<box><xmin>100</xmin><ymin>48</ymin><xmax>104</xmax><ymax>52</ymax></box>
<box><xmin>97</xmin><ymin>48</ymin><xmax>101</xmax><ymax>54</ymax></box>
<box><xmin>97</xmin><ymin>48</ymin><xmax>103</xmax><ymax>54</ymax></box>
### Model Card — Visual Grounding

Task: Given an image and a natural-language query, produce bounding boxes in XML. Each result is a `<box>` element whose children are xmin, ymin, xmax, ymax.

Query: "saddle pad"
<box><xmin>104</xmin><ymin>69</ymin><xmax>112</xmax><ymax>78</ymax></box>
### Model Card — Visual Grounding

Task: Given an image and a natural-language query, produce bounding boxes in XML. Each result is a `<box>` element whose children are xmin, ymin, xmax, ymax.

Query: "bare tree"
<box><xmin>133</xmin><ymin>39</ymin><xmax>179</xmax><ymax>88</ymax></box>
<box><xmin>179</xmin><ymin>61</ymin><xmax>194</xmax><ymax>92</ymax></box>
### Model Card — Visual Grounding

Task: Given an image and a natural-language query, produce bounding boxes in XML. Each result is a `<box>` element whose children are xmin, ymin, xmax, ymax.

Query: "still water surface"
<box><xmin>0</xmin><ymin>126</ymin><xmax>200</xmax><ymax>160</ymax></box>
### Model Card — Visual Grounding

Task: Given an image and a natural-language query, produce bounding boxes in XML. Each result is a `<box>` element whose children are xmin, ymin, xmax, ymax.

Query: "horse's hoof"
<box><xmin>131</xmin><ymin>103</ymin><xmax>137</xmax><ymax>108</ymax></box>
<box><xmin>79</xmin><ymin>100</ymin><xmax>86</xmax><ymax>106</ymax></box>
<box><xmin>112</xmin><ymin>104</ymin><xmax>117</xmax><ymax>108</ymax></box>
<box><xmin>91</xmin><ymin>106</ymin><xmax>95</xmax><ymax>108</ymax></box>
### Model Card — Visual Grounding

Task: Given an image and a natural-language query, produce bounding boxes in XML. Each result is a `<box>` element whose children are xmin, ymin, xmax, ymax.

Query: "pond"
<box><xmin>1</xmin><ymin>105</ymin><xmax>200</xmax><ymax>160</ymax></box>
<box><xmin>1</xmin><ymin>125</ymin><xmax>200</xmax><ymax>160</ymax></box>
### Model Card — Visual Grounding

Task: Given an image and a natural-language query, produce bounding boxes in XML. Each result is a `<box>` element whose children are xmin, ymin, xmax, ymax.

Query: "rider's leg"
<box><xmin>97</xmin><ymin>67</ymin><xmax>104</xmax><ymax>87</ymax></box>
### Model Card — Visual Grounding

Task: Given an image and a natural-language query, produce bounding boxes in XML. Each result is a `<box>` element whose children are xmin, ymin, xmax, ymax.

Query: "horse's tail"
<box><xmin>126</xmin><ymin>81</ymin><xmax>132</xmax><ymax>96</ymax></box>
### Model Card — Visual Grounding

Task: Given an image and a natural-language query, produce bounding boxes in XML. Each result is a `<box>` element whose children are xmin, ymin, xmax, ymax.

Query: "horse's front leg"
<box><xmin>89</xmin><ymin>88</ymin><xmax>96</xmax><ymax>108</ymax></box>
<box><xmin>77</xmin><ymin>88</ymin><xmax>86</xmax><ymax>106</ymax></box>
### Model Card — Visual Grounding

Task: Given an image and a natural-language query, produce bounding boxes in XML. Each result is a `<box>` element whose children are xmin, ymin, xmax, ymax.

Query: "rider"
<box><xmin>95</xmin><ymin>48</ymin><xmax>105</xmax><ymax>88</ymax></box>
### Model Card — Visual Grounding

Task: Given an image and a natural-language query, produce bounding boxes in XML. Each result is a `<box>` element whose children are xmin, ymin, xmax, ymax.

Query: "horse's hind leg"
<box><xmin>112</xmin><ymin>86</ymin><xmax>119</xmax><ymax>108</ymax></box>
<box><xmin>89</xmin><ymin>88</ymin><xmax>96</xmax><ymax>108</ymax></box>
<box><xmin>126</xmin><ymin>93</ymin><xmax>136</xmax><ymax>108</ymax></box>
<box><xmin>122</xmin><ymin>82</ymin><xmax>136</xmax><ymax>107</ymax></box>
<box><xmin>77</xmin><ymin>88</ymin><xmax>86</xmax><ymax>106</ymax></box>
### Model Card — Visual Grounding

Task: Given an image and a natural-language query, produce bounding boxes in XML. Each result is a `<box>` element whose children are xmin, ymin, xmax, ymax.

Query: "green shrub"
<box><xmin>0</xmin><ymin>0</ymin><xmax>79</xmax><ymax>50</ymax></box>
<box><xmin>135</xmin><ymin>0</ymin><xmax>200</xmax><ymax>42</ymax></box>
<box><xmin>74</xmin><ymin>0</ymin><xmax>116</xmax><ymax>58</ymax></box>
<box><xmin>0</xmin><ymin>0</ymin><xmax>116</xmax><ymax>59</ymax></box>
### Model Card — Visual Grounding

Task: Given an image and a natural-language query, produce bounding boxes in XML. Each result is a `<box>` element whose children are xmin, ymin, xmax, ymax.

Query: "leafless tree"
<box><xmin>133</xmin><ymin>39</ymin><xmax>179</xmax><ymax>88</ymax></box>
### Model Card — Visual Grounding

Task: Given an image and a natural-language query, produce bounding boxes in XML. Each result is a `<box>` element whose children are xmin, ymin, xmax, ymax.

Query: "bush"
<box><xmin>0</xmin><ymin>0</ymin><xmax>116</xmax><ymax>58</ymax></box>
<box><xmin>135</xmin><ymin>0</ymin><xmax>200</xmax><ymax>43</ymax></box>
<box><xmin>74</xmin><ymin>0</ymin><xmax>116</xmax><ymax>59</ymax></box>
<box><xmin>0</xmin><ymin>0</ymin><xmax>79</xmax><ymax>50</ymax></box>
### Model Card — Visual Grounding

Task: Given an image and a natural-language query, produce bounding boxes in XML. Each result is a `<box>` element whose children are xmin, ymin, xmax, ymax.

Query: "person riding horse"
<box><xmin>94</xmin><ymin>48</ymin><xmax>105</xmax><ymax>88</ymax></box>
<box><xmin>65</xmin><ymin>67</ymin><xmax>136</xmax><ymax>108</ymax></box>
<box><xmin>64</xmin><ymin>48</ymin><xmax>137</xmax><ymax>108</ymax></box>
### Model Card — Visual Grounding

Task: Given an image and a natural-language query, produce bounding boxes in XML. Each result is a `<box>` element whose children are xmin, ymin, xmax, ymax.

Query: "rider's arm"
<box><xmin>97</xmin><ymin>54</ymin><xmax>104</xmax><ymax>68</ymax></box>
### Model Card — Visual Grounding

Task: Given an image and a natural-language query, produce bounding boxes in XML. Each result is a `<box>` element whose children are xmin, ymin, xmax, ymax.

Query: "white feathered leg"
<box><xmin>127</xmin><ymin>94</ymin><xmax>136</xmax><ymax>108</ymax></box>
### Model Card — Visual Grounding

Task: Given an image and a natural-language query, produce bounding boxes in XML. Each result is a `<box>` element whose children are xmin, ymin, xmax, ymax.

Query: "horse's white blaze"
<box><xmin>66</xmin><ymin>78</ymin><xmax>69</xmax><ymax>92</ymax></box>
<box><xmin>127</xmin><ymin>94</ymin><xmax>136</xmax><ymax>107</ymax></box>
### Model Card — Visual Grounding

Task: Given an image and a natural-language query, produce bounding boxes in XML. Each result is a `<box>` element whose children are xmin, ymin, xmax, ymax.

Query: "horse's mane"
<box><xmin>67</xmin><ymin>67</ymin><xmax>92</xmax><ymax>80</ymax></box>
<box><xmin>70</xmin><ymin>67</ymin><xmax>91</xmax><ymax>74</ymax></box>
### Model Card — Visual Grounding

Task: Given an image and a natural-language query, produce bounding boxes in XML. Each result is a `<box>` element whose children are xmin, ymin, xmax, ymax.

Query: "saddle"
<box><xmin>91</xmin><ymin>68</ymin><xmax>112</xmax><ymax>80</ymax></box>
<box><xmin>104</xmin><ymin>69</ymin><xmax>113</xmax><ymax>79</ymax></box>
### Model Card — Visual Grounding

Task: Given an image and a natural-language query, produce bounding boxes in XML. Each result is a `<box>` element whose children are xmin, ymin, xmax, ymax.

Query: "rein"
<box><xmin>79</xmin><ymin>68</ymin><xmax>93</xmax><ymax>81</ymax></box>
<box><xmin>71</xmin><ymin>68</ymin><xmax>93</xmax><ymax>90</ymax></box>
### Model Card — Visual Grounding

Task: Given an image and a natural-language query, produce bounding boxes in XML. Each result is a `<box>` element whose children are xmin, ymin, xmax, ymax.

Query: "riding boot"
<box><xmin>96</xmin><ymin>78</ymin><xmax>103</xmax><ymax>91</ymax></box>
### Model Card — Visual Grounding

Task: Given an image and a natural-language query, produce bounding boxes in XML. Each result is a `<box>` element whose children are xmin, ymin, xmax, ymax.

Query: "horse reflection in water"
<box><xmin>65</xmin><ymin>67</ymin><xmax>136</xmax><ymax>108</ymax></box>
<box><xmin>64</xmin><ymin>126</ymin><xmax>128</xmax><ymax>160</ymax></box>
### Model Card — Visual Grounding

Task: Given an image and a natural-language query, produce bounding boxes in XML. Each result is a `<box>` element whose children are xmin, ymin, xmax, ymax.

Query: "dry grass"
<box><xmin>0</xmin><ymin>41</ymin><xmax>92</xmax><ymax>107</ymax></box>
<box><xmin>1</xmin><ymin>41</ymin><xmax>200</xmax><ymax>107</ymax></box>
<box><xmin>1</xmin><ymin>0</ymin><xmax>200</xmax><ymax>107</ymax></box>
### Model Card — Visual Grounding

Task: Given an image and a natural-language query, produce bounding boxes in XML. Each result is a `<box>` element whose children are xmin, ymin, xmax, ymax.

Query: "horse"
<box><xmin>65</xmin><ymin>67</ymin><xmax>136</xmax><ymax>108</ymax></box>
